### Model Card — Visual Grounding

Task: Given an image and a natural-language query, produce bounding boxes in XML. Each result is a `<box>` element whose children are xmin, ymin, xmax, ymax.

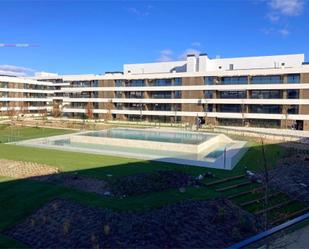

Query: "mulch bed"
<box><xmin>265</xmin><ymin>156</ymin><xmax>309</xmax><ymax>204</ymax></box>
<box><xmin>33</xmin><ymin>170</ymin><xmax>202</xmax><ymax>197</ymax></box>
<box><xmin>34</xmin><ymin>173</ymin><xmax>110</xmax><ymax>196</ymax></box>
<box><xmin>110</xmin><ymin>170</ymin><xmax>202</xmax><ymax>197</ymax></box>
<box><xmin>4</xmin><ymin>198</ymin><xmax>260</xmax><ymax>249</ymax></box>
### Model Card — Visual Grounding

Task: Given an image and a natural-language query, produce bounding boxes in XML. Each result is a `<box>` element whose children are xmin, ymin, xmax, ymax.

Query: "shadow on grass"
<box><xmin>0</xmin><ymin>140</ymin><xmax>302</xmax><ymax>248</ymax></box>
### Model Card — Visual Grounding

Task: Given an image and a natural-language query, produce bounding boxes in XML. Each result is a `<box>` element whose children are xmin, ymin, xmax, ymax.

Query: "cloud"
<box><xmin>268</xmin><ymin>0</ymin><xmax>304</xmax><ymax>16</ymax></box>
<box><xmin>179</xmin><ymin>48</ymin><xmax>201</xmax><ymax>60</ymax></box>
<box><xmin>278</xmin><ymin>28</ymin><xmax>290</xmax><ymax>36</ymax></box>
<box><xmin>267</xmin><ymin>13</ymin><xmax>280</xmax><ymax>22</ymax></box>
<box><xmin>191</xmin><ymin>42</ymin><xmax>201</xmax><ymax>47</ymax></box>
<box><xmin>260</xmin><ymin>27</ymin><xmax>291</xmax><ymax>36</ymax></box>
<box><xmin>157</xmin><ymin>49</ymin><xmax>173</xmax><ymax>62</ymax></box>
<box><xmin>157</xmin><ymin>47</ymin><xmax>202</xmax><ymax>62</ymax></box>
<box><xmin>127</xmin><ymin>5</ymin><xmax>153</xmax><ymax>17</ymax></box>
<box><xmin>0</xmin><ymin>65</ymin><xmax>35</xmax><ymax>76</ymax></box>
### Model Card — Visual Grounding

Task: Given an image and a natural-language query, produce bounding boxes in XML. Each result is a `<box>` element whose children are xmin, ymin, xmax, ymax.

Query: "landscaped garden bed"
<box><xmin>257</xmin><ymin>155</ymin><xmax>309</xmax><ymax>204</ymax></box>
<box><xmin>109</xmin><ymin>169</ymin><xmax>203</xmax><ymax>197</ymax></box>
<box><xmin>34</xmin><ymin>169</ymin><xmax>203</xmax><ymax>197</ymax></box>
<box><xmin>4</xmin><ymin>198</ymin><xmax>260</xmax><ymax>249</ymax></box>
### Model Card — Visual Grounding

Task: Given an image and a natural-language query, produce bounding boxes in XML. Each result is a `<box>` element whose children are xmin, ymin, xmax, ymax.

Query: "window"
<box><xmin>126</xmin><ymin>91</ymin><xmax>143</xmax><ymax>98</ymax></box>
<box><xmin>205</xmin><ymin>77</ymin><xmax>215</xmax><ymax>85</ymax></box>
<box><xmin>221</xmin><ymin>76</ymin><xmax>248</xmax><ymax>85</ymax></box>
<box><xmin>219</xmin><ymin>104</ymin><xmax>242</xmax><ymax>113</ymax></box>
<box><xmin>288</xmin><ymin>105</ymin><xmax>299</xmax><ymax>114</ymax></box>
<box><xmin>154</xmin><ymin>79</ymin><xmax>172</xmax><ymax>86</ymax></box>
<box><xmin>229</xmin><ymin>64</ymin><xmax>234</xmax><ymax>70</ymax></box>
<box><xmin>205</xmin><ymin>91</ymin><xmax>213</xmax><ymax>98</ymax></box>
<box><xmin>251</xmin><ymin>90</ymin><xmax>280</xmax><ymax>99</ymax></box>
<box><xmin>152</xmin><ymin>91</ymin><xmax>172</xmax><ymax>99</ymax></box>
<box><xmin>250</xmin><ymin>105</ymin><xmax>281</xmax><ymax>114</ymax></box>
<box><xmin>130</xmin><ymin>80</ymin><xmax>144</xmax><ymax>87</ymax></box>
<box><xmin>205</xmin><ymin>104</ymin><xmax>213</xmax><ymax>112</ymax></box>
<box><xmin>115</xmin><ymin>80</ymin><xmax>123</xmax><ymax>87</ymax></box>
<box><xmin>92</xmin><ymin>80</ymin><xmax>99</xmax><ymax>87</ymax></box>
<box><xmin>287</xmin><ymin>74</ymin><xmax>300</xmax><ymax>83</ymax></box>
<box><xmin>174</xmin><ymin>91</ymin><xmax>182</xmax><ymax>98</ymax></box>
<box><xmin>251</xmin><ymin>75</ymin><xmax>282</xmax><ymax>84</ymax></box>
<box><xmin>174</xmin><ymin>78</ymin><xmax>182</xmax><ymax>86</ymax></box>
<box><xmin>220</xmin><ymin>91</ymin><xmax>246</xmax><ymax>99</ymax></box>
<box><xmin>115</xmin><ymin>92</ymin><xmax>123</xmax><ymax>98</ymax></box>
<box><xmin>287</xmin><ymin>89</ymin><xmax>299</xmax><ymax>99</ymax></box>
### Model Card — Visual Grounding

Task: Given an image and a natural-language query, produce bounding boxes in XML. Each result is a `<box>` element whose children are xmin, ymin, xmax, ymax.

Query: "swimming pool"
<box><xmin>15</xmin><ymin>128</ymin><xmax>248</xmax><ymax>170</ymax></box>
<box><xmin>81</xmin><ymin>128</ymin><xmax>214</xmax><ymax>145</ymax></box>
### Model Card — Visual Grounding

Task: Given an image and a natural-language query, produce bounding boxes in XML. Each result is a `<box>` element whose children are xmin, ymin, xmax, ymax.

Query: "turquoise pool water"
<box><xmin>81</xmin><ymin>128</ymin><xmax>214</xmax><ymax>145</ymax></box>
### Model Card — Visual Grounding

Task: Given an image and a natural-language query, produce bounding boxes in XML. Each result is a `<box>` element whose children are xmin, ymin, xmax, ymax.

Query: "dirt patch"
<box><xmin>34</xmin><ymin>173</ymin><xmax>110</xmax><ymax>196</ymax></box>
<box><xmin>0</xmin><ymin>159</ymin><xmax>59</xmax><ymax>178</ymax></box>
<box><xmin>4</xmin><ymin>198</ymin><xmax>260</xmax><ymax>249</ymax></box>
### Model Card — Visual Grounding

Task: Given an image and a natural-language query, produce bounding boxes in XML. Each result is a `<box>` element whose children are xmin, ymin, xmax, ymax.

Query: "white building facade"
<box><xmin>2</xmin><ymin>53</ymin><xmax>309</xmax><ymax>130</ymax></box>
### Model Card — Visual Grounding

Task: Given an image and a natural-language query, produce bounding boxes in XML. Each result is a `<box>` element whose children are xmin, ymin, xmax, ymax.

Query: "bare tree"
<box><xmin>86</xmin><ymin>102</ymin><xmax>94</xmax><ymax>120</ymax></box>
<box><xmin>104</xmin><ymin>100</ymin><xmax>113</xmax><ymax>122</ymax></box>
<box><xmin>52</xmin><ymin>102</ymin><xmax>61</xmax><ymax>118</ymax></box>
<box><xmin>282</xmin><ymin>105</ymin><xmax>290</xmax><ymax>129</ymax></box>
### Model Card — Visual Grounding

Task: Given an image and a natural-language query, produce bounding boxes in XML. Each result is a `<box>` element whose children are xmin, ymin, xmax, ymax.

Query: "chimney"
<box><xmin>198</xmin><ymin>53</ymin><xmax>209</xmax><ymax>72</ymax></box>
<box><xmin>187</xmin><ymin>54</ymin><xmax>197</xmax><ymax>73</ymax></box>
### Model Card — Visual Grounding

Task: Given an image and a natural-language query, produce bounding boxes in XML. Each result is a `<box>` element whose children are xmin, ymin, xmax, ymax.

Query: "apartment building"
<box><xmin>0</xmin><ymin>75</ymin><xmax>55</xmax><ymax>116</ymax></box>
<box><xmin>3</xmin><ymin>53</ymin><xmax>309</xmax><ymax>130</ymax></box>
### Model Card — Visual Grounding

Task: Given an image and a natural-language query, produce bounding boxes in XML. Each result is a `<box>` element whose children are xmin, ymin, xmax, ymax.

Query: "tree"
<box><xmin>282</xmin><ymin>104</ymin><xmax>290</xmax><ymax>129</ymax></box>
<box><xmin>103</xmin><ymin>99</ymin><xmax>113</xmax><ymax>122</ymax></box>
<box><xmin>39</xmin><ymin>108</ymin><xmax>48</xmax><ymax>127</ymax></box>
<box><xmin>7</xmin><ymin>102</ymin><xmax>16</xmax><ymax>125</ymax></box>
<box><xmin>52</xmin><ymin>102</ymin><xmax>61</xmax><ymax>118</ymax></box>
<box><xmin>86</xmin><ymin>102</ymin><xmax>94</xmax><ymax>119</ymax></box>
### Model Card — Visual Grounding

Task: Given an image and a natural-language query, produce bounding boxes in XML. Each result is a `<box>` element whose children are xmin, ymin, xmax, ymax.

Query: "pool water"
<box><xmin>17</xmin><ymin>128</ymin><xmax>248</xmax><ymax>170</ymax></box>
<box><xmin>81</xmin><ymin>128</ymin><xmax>214</xmax><ymax>145</ymax></box>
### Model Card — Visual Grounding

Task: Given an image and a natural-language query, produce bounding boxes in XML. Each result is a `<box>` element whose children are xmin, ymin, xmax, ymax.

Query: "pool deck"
<box><xmin>11</xmin><ymin>128</ymin><xmax>248</xmax><ymax>170</ymax></box>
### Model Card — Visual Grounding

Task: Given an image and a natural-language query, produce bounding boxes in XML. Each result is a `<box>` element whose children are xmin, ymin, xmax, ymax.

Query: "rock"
<box><xmin>196</xmin><ymin>174</ymin><xmax>204</xmax><ymax>180</ymax></box>
<box><xmin>103</xmin><ymin>191</ymin><xmax>111</xmax><ymax>196</ymax></box>
<box><xmin>179</xmin><ymin>187</ymin><xmax>186</xmax><ymax>193</ymax></box>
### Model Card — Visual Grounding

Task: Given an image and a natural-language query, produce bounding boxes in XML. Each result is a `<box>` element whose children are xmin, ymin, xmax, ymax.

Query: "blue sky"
<box><xmin>0</xmin><ymin>0</ymin><xmax>308</xmax><ymax>76</ymax></box>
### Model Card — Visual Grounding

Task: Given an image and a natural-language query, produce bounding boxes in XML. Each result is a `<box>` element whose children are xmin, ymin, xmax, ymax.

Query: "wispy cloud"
<box><xmin>127</xmin><ymin>5</ymin><xmax>153</xmax><ymax>17</ymax></box>
<box><xmin>261</xmin><ymin>27</ymin><xmax>291</xmax><ymax>36</ymax></box>
<box><xmin>157</xmin><ymin>49</ymin><xmax>173</xmax><ymax>62</ymax></box>
<box><xmin>0</xmin><ymin>65</ymin><xmax>35</xmax><ymax>76</ymax></box>
<box><xmin>179</xmin><ymin>48</ymin><xmax>201</xmax><ymax>60</ymax></box>
<box><xmin>157</xmin><ymin>46</ymin><xmax>202</xmax><ymax>62</ymax></box>
<box><xmin>278</xmin><ymin>28</ymin><xmax>291</xmax><ymax>36</ymax></box>
<box><xmin>268</xmin><ymin>0</ymin><xmax>304</xmax><ymax>16</ymax></box>
<box><xmin>266</xmin><ymin>13</ymin><xmax>280</xmax><ymax>22</ymax></box>
<box><xmin>261</xmin><ymin>0</ymin><xmax>304</xmax><ymax>37</ymax></box>
<box><xmin>191</xmin><ymin>42</ymin><xmax>201</xmax><ymax>47</ymax></box>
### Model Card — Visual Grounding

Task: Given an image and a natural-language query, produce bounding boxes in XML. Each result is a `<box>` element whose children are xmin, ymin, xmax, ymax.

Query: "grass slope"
<box><xmin>0</xmin><ymin>126</ymin><xmax>284</xmax><ymax>248</ymax></box>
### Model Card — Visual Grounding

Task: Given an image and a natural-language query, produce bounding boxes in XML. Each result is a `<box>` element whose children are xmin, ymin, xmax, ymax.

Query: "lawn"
<box><xmin>0</xmin><ymin>124</ymin><xmax>74</xmax><ymax>143</ymax></box>
<box><xmin>0</xmin><ymin>126</ymin><xmax>285</xmax><ymax>248</ymax></box>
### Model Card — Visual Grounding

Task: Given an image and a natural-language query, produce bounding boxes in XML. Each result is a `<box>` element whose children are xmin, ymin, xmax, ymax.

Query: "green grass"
<box><xmin>0</xmin><ymin>126</ymin><xmax>287</xmax><ymax>248</ymax></box>
<box><xmin>0</xmin><ymin>124</ymin><xmax>74</xmax><ymax>143</ymax></box>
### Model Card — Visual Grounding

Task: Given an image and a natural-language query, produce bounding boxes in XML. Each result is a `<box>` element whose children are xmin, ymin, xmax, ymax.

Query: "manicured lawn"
<box><xmin>0</xmin><ymin>124</ymin><xmax>74</xmax><ymax>143</ymax></box>
<box><xmin>0</xmin><ymin>126</ymin><xmax>285</xmax><ymax>248</ymax></box>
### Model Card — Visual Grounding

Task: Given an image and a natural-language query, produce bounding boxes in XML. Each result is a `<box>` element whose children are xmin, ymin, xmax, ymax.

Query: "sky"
<box><xmin>0</xmin><ymin>0</ymin><xmax>308</xmax><ymax>76</ymax></box>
